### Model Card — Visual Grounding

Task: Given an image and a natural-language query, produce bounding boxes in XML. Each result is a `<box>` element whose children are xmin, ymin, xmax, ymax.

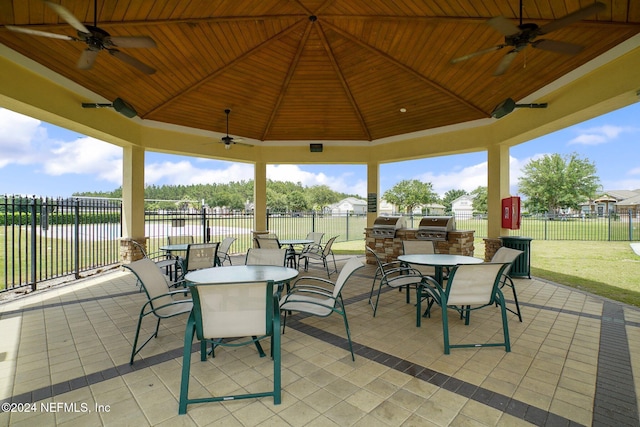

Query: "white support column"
<box><xmin>487</xmin><ymin>144</ymin><xmax>510</xmax><ymax>239</ymax></box>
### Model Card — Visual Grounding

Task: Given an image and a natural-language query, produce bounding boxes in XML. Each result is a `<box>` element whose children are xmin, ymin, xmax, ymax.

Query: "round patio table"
<box><xmin>185</xmin><ymin>265</ymin><xmax>299</xmax><ymax>295</ymax></box>
<box><xmin>397</xmin><ymin>254</ymin><xmax>483</xmax><ymax>285</ymax></box>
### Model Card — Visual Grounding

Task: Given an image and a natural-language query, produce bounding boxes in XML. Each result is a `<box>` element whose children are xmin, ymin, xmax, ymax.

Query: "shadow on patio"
<box><xmin>1</xmin><ymin>255</ymin><xmax>639</xmax><ymax>426</ymax></box>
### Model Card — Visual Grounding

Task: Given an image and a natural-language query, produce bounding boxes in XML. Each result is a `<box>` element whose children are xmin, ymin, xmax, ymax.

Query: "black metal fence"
<box><xmin>144</xmin><ymin>209</ymin><xmax>366</xmax><ymax>256</ymax></box>
<box><xmin>1</xmin><ymin>196</ymin><xmax>122</xmax><ymax>293</ymax></box>
<box><xmin>2</xmin><ymin>195</ymin><xmax>638</xmax><ymax>293</ymax></box>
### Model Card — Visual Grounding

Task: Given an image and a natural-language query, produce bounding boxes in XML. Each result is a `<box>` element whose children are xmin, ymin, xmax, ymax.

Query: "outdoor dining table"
<box><xmin>278</xmin><ymin>239</ymin><xmax>314</xmax><ymax>269</ymax></box>
<box><xmin>397</xmin><ymin>254</ymin><xmax>483</xmax><ymax>285</ymax></box>
<box><xmin>398</xmin><ymin>253</ymin><xmax>484</xmax><ymax>325</ymax></box>
<box><xmin>157</xmin><ymin>244</ymin><xmax>190</xmax><ymax>281</ymax></box>
<box><xmin>160</xmin><ymin>243</ymin><xmax>189</xmax><ymax>253</ymax></box>
<box><xmin>185</xmin><ymin>265</ymin><xmax>300</xmax><ymax>295</ymax></box>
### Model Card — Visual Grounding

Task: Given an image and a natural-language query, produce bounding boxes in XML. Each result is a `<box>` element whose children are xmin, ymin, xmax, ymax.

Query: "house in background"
<box><xmin>581</xmin><ymin>190</ymin><xmax>640</xmax><ymax>217</ymax></box>
<box><xmin>330</xmin><ymin>197</ymin><xmax>367</xmax><ymax>216</ymax></box>
<box><xmin>451</xmin><ymin>195</ymin><xmax>475</xmax><ymax>219</ymax></box>
<box><xmin>378</xmin><ymin>199</ymin><xmax>446</xmax><ymax>216</ymax></box>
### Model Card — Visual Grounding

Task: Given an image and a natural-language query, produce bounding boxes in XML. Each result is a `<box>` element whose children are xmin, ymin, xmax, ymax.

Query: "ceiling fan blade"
<box><xmin>44</xmin><ymin>1</ymin><xmax>90</xmax><ymax>34</ymax></box>
<box><xmin>108</xmin><ymin>49</ymin><xmax>156</xmax><ymax>74</ymax></box>
<box><xmin>539</xmin><ymin>2</ymin><xmax>606</xmax><ymax>35</ymax></box>
<box><xmin>493</xmin><ymin>49</ymin><xmax>519</xmax><ymax>76</ymax></box>
<box><xmin>77</xmin><ymin>49</ymin><xmax>98</xmax><ymax>70</ymax></box>
<box><xmin>487</xmin><ymin>16</ymin><xmax>520</xmax><ymax>36</ymax></box>
<box><xmin>108</xmin><ymin>36</ymin><xmax>157</xmax><ymax>49</ymax></box>
<box><xmin>532</xmin><ymin>39</ymin><xmax>584</xmax><ymax>55</ymax></box>
<box><xmin>451</xmin><ymin>45</ymin><xmax>505</xmax><ymax>63</ymax></box>
<box><xmin>5</xmin><ymin>25</ymin><xmax>75</xmax><ymax>41</ymax></box>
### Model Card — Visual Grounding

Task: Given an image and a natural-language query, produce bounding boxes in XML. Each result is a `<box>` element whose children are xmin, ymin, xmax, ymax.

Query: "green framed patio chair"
<box><xmin>245</xmin><ymin>248</ymin><xmax>288</xmax><ymax>266</ymax></box>
<box><xmin>178</xmin><ymin>279</ymin><xmax>281</xmax><ymax>414</ymax></box>
<box><xmin>366</xmin><ymin>246</ymin><xmax>425</xmax><ymax>316</ymax></box>
<box><xmin>216</xmin><ymin>237</ymin><xmax>236</xmax><ymax>266</ymax></box>
<box><xmin>416</xmin><ymin>262</ymin><xmax>512</xmax><ymax>354</ymax></box>
<box><xmin>490</xmin><ymin>246</ymin><xmax>524</xmax><ymax>322</ymax></box>
<box><xmin>122</xmin><ymin>258</ymin><xmax>193</xmax><ymax>364</ymax></box>
<box><xmin>298</xmin><ymin>235</ymin><xmax>338</xmax><ymax>278</ymax></box>
<box><xmin>280</xmin><ymin>256</ymin><xmax>364</xmax><ymax>361</ymax></box>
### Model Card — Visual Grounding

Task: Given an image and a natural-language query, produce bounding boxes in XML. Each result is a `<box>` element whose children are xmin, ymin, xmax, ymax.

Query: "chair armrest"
<box><xmin>287</xmin><ymin>285</ymin><xmax>334</xmax><ymax>297</ymax></box>
<box><xmin>291</xmin><ymin>276</ymin><xmax>336</xmax><ymax>288</ymax></box>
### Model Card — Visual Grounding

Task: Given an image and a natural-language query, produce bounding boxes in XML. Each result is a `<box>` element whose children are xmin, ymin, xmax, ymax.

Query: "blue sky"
<box><xmin>1</xmin><ymin>102</ymin><xmax>639</xmax><ymax>199</ymax></box>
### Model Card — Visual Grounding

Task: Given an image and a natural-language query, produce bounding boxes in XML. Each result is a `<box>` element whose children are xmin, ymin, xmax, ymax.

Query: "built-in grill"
<box><xmin>371</xmin><ymin>216</ymin><xmax>406</xmax><ymax>238</ymax></box>
<box><xmin>416</xmin><ymin>216</ymin><xmax>456</xmax><ymax>241</ymax></box>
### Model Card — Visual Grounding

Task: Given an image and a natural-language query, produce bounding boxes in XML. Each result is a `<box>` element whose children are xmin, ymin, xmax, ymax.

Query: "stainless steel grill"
<box><xmin>371</xmin><ymin>216</ymin><xmax>406</xmax><ymax>238</ymax></box>
<box><xmin>416</xmin><ymin>216</ymin><xmax>455</xmax><ymax>241</ymax></box>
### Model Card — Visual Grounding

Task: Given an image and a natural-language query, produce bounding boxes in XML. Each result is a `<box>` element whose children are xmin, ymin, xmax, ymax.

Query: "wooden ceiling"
<box><xmin>1</xmin><ymin>0</ymin><xmax>639</xmax><ymax>142</ymax></box>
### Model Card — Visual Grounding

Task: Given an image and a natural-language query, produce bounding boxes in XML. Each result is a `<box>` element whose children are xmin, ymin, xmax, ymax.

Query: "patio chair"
<box><xmin>280</xmin><ymin>256</ymin><xmax>364</xmax><ymax>361</ymax></box>
<box><xmin>292</xmin><ymin>231</ymin><xmax>324</xmax><ymax>266</ymax></box>
<box><xmin>167</xmin><ymin>235</ymin><xmax>195</xmax><ymax>245</ymax></box>
<box><xmin>129</xmin><ymin>239</ymin><xmax>178</xmax><ymax>285</ymax></box>
<box><xmin>178</xmin><ymin>279</ymin><xmax>281</xmax><ymax>413</ymax></box>
<box><xmin>366</xmin><ymin>246</ymin><xmax>425</xmax><ymax>317</ymax></box>
<box><xmin>216</xmin><ymin>237</ymin><xmax>236</xmax><ymax>266</ymax></box>
<box><xmin>490</xmin><ymin>246</ymin><xmax>525</xmax><ymax>322</ymax></box>
<box><xmin>402</xmin><ymin>240</ymin><xmax>436</xmax><ymax>278</ymax></box>
<box><xmin>245</xmin><ymin>248</ymin><xmax>288</xmax><ymax>266</ymax></box>
<box><xmin>122</xmin><ymin>258</ymin><xmax>193</xmax><ymax>364</ymax></box>
<box><xmin>254</xmin><ymin>235</ymin><xmax>297</xmax><ymax>267</ymax></box>
<box><xmin>176</xmin><ymin>243</ymin><xmax>219</xmax><ymax>285</ymax></box>
<box><xmin>401</xmin><ymin>240</ymin><xmax>437</xmax><ymax>300</ymax></box>
<box><xmin>416</xmin><ymin>262</ymin><xmax>512</xmax><ymax>354</ymax></box>
<box><xmin>255</xmin><ymin>235</ymin><xmax>281</xmax><ymax>249</ymax></box>
<box><xmin>299</xmin><ymin>235</ymin><xmax>338</xmax><ymax>278</ymax></box>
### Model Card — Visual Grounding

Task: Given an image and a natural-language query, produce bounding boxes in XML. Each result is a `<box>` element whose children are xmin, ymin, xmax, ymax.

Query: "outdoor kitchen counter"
<box><xmin>364</xmin><ymin>228</ymin><xmax>475</xmax><ymax>265</ymax></box>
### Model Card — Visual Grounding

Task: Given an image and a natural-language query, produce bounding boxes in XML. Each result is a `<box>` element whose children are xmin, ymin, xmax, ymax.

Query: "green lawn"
<box><xmin>333</xmin><ymin>239</ymin><xmax>640</xmax><ymax>308</ymax></box>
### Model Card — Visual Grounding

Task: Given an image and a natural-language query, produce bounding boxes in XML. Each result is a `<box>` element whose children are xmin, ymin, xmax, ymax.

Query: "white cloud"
<box><xmin>0</xmin><ymin>109</ymin><xmax>48</xmax><ymax>167</ymax></box>
<box><xmin>415</xmin><ymin>162</ymin><xmax>487</xmax><ymax>196</ymax></box>
<box><xmin>569</xmin><ymin>125</ymin><xmax>636</xmax><ymax>146</ymax></box>
<box><xmin>145</xmin><ymin>161</ymin><xmax>254</xmax><ymax>186</ymax></box>
<box><xmin>267</xmin><ymin>164</ymin><xmax>366</xmax><ymax>196</ymax></box>
<box><xmin>44</xmin><ymin>137</ymin><xmax>122</xmax><ymax>183</ymax></box>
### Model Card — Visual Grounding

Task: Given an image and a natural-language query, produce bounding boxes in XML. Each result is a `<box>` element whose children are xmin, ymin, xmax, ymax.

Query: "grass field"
<box><xmin>333</xmin><ymin>239</ymin><xmax>640</xmax><ymax>308</ymax></box>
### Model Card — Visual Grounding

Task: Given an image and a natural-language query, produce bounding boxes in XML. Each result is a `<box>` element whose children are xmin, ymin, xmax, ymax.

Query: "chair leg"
<box><xmin>129</xmin><ymin>313</ymin><xmax>145</xmax><ymax>365</ymax></box>
<box><xmin>253</xmin><ymin>337</ymin><xmax>266</xmax><ymax>357</ymax></box>
<box><xmin>341</xmin><ymin>309</ymin><xmax>355</xmax><ymax>361</ymax></box>
<box><xmin>497</xmin><ymin>290</ymin><xmax>511</xmax><ymax>352</ymax></box>
<box><xmin>272</xmin><ymin>311</ymin><xmax>282</xmax><ymax>404</ymax></box>
<box><xmin>179</xmin><ymin>313</ymin><xmax>196</xmax><ymax>415</ymax></box>
<box><xmin>370</xmin><ymin>284</ymin><xmax>383</xmax><ymax>317</ymax></box>
<box><xmin>442</xmin><ymin>304</ymin><xmax>451</xmax><ymax>355</ymax></box>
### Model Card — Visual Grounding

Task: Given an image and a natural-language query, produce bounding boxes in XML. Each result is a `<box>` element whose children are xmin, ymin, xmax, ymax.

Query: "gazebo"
<box><xmin>1</xmin><ymin>1</ymin><xmax>640</xmax><ymax>260</ymax></box>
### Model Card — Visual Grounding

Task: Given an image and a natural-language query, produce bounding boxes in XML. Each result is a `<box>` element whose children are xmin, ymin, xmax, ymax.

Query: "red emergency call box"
<box><xmin>502</xmin><ymin>196</ymin><xmax>521</xmax><ymax>230</ymax></box>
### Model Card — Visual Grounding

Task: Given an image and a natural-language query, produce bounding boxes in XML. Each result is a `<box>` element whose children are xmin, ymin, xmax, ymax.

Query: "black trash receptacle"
<box><xmin>500</xmin><ymin>236</ymin><xmax>532</xmax><ymax>278</ymax></box>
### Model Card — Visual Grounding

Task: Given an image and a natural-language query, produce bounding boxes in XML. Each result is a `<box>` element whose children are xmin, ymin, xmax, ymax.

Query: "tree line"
<box><xmin>75</xmin><ymin>152</ymin><xmax>600</xmax><ymax>215</ymax></box>
<box><xmin>75</xmin><ymin>180</ymin><xmax>359</xmax><ymax>212</ymax></box>
<box><xmin>383</xmin><ymin>152</ymin><xmax>600</xmax><ymax>215</ymax></box>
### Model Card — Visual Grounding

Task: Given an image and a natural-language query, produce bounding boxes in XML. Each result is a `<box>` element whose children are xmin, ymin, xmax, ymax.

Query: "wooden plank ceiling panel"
<box><xmin>1</xmin><ymin>0</ymin><xmax>639</xmax><ymax>142</ymax></box>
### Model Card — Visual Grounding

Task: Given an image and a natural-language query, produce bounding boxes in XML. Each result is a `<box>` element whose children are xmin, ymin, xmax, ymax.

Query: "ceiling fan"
<box><xmin>219</xmin><ymin>109</ymin><xmax>252</xmax><ymax>150</ymax></box>
<box><xmin>6</xmin><ymin>0</ymin><xmax>157</xmax><ymax>74</ymax></box>
<box><xmin>451</xmin><ymin>1</ymin><xmax>606</xmax><ymax>76</ymax></box>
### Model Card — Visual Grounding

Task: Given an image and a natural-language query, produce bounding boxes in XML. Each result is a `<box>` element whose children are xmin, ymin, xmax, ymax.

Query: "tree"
<box><xmin>382</xmin><ymin>179</ymin><xmax>438</xmax><ymax>214</ymax></box>
<box><xmin>518</xmin><ymin>153</ymin><xmax>599</xmax><ymax>214</ymax></box>
<box><xmin>442</xmin><ymin>189</ymin><xmax>467</xmax><ymax>213</ymax></box>
<box><xmin>471</xmin><ymin>186</ymin><xmax>487</xmax><ymax>213</ymax></box>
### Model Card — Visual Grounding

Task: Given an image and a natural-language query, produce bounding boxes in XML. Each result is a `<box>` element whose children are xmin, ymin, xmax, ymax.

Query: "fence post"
<box><xmin>29</xmin><ymin>197</ymin><xmax>37</xmax><ymax>291</ymax></box>
<box><xmin>201</xmin><ymin>204</ymin><xmax>208</xmax><ymax>243</ymax></box>
<box><xmin>629</xmin><ymin>209</ymin><xmax>633</xmax><ymax>241</ymax></box>
<box><xmin>312</xmin><ymin>211</ymin><xmax>316</xmax><ymax>232</ymax></box>
<box><xmin>266</xmin><ymin>209</ymin><xmax>270</xmax><ymax>231</ymax></box>
<box><xmin>346</xmin><ymin>213</ymin><xmax>350</xmax><ymax>241</ymax></box>
<box><xmin>608</xmin><ymin>214</ymin><xmax>612</xmax><ymax>241</ymax></box>
<box><xmin>74</xmin><ymin>198</ymin><xmax>80</xmax><ymax>279</ymax></box>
